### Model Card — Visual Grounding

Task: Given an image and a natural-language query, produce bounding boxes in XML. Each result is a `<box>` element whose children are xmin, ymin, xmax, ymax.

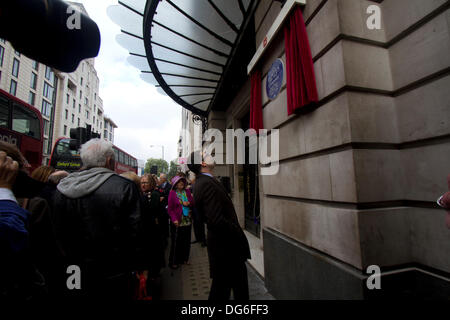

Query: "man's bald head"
<box><xmin>48</xmin><ymin>170</ymin><xmax>69</xmax><ymax>185</ymax></box>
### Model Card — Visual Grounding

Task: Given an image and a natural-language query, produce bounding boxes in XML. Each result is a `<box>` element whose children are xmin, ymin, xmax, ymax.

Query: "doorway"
<box><xmin>241</xmin><ymin>112</ymin><xmax>260</xmax><ymax>238</ymax></box>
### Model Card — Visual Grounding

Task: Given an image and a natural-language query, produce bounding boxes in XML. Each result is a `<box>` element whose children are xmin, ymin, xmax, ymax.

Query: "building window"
<box><xmin>73</xmin><ymin>99</ymin><xmax>76</xmax><ymax>109</ymax></box>
<box><xmin>45</xmin><ymin>66</ymin><xmax>54</xmax><ymax>82</ymax></box>
<box><xmin>63</xmin><ymin>125</ymin><xmax>67</xmax><ymax>136</ymax></box>
<box><xmin>43</xmin><ymin>82</ymin><xmax>54</xmax><ymax>100</ymax></box>
<box><xmin>85</xmin><ymin>97</ymin><xmax>88</xmax><ymax>105</ymax></box>
<box><xmin>79</xmin><ymin>90</ymin><xmax>82</xmax><ymax>99</ymax></box>
<box><xmin>43</xmin><ymin>120</ymin><xmax>50</xmax><ymax>137</ymax></box>
<box><xmin>10</xmin><ymin>80</ymin><xmax>17</xmax><ymax>96</ymax></box>
<box><xmin>0</xmin><ymin>45</ymin><xmax>4</xmax><ymax>67</ymax></box>
<box><xmin>104</xmin><ymin>130</ymin><xmax>107</xmax><ymax>138</ymax></box>
<box><xmin>32</xmin><ymin>60</ymin><xmax>39</xmax><ymax>71</ymax></box>
<box><xmin>85</xmin><ymin>110</ymin><xmax>89</xmax><ymax>119</ymax></box>
<box><xmin>94</xmin><ymin>105</ymin><xmax>96</xmax><ymax>112</ymax></box>
<box><xmin>30</xmin><ymin>72</ymin><xmax>37</xmax><ymax>89</ymax></box>
<box><xmin>78</xmin><ymin>104</ymin><xmax>81</xmax><ymax>113</ymax></box>
<box><xmin>80</xmin><ymin>77</ymin><xmax>83</xmax><ymax>86</ymax></box>
<box><xmin>65</xmin><ymin>109</ymin><xmax>68</xmax><ymax>120</ymax></box>
<box><xmin>93</xmin><ymin>116</ymin><xmax>95</xmax><ymax>125</ymax></box>
<box><xmin>94</xmin><ymin>93</ymin><xmax>96</xmax><ymax>100</ymax></box>
<box><xmin>28</xmin><ymin>91</ymin><xmax>36</xmax><ymax>106</ymax></box>
<box><xmin>77</xmin><ymin>118</ymin><xmax>80</xmax><ymax>126</ymax></box>
<box><xmin>42</xmin><ymin>100</ymin><xmax>52</xmax><ymax>117</ymax></box>
<box><xmin>43</xmin><ymin>138</ymin><xmax>48</xmax><ymax>155</ymax></box>
<box><xmin>109</xmin><ymin>133</ymin><xmax>112</xmax><ymax>141</ymax></box>
<box><xmin>71</xmin><ymin>114</ymin><xmax>74</xmax><ymax>123</ymax></box>
<box><xmin>12</xmin><ymin>58</ymin><xmax>20</xmax><ymax>77</ymax></box>
<box><xmin>66</xmin><ymin>93</ymin><xmax>70</xmax><ymax>104</ymax></box>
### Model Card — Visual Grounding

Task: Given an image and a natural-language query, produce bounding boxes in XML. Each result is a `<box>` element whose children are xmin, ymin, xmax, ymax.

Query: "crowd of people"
<box><xmin>0</xmin><ymin>138</ymin><xmax>254</xmax><ymax>301</ymax></box>
<box><xmin>2</xmin><ymin>136</ymin><xmax>449</xmax><ymax>302</ymax></box>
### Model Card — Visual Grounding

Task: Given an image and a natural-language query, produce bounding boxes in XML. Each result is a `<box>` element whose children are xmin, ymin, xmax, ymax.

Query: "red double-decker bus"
<box><xmin>49</xmin><ymin>137</ymin><xmax>138</xmax><ymax>174</ymax></box>
<box><xmin>0</xmin><ymin>88</ymin><xmax>43</xmax><ymax>172</ymax></box>
<box><xmin>112</xmin><ymin>144</ymin><xmax>138</xmax><ymax>174</ymax></box>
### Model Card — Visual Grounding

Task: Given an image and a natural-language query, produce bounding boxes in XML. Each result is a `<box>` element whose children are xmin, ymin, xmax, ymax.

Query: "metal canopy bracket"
<box><xmin>247</xmin><ymin>0</ymin><xmax>306</xmax><ymax>75</ymax></box>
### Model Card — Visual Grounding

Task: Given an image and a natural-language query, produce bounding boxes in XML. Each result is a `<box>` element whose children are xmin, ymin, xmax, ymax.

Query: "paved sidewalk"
<box><xmin>159</xmin><ymin>240</ymin><xmax>274</xmax><ymax>300</ymax></box>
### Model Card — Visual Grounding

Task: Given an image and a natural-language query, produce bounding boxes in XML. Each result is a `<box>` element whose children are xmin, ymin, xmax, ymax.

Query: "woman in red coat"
<box><xmin>167</xmin><ymin>175</ymin><xmax>194</xmax><ymax>269</ymax></box>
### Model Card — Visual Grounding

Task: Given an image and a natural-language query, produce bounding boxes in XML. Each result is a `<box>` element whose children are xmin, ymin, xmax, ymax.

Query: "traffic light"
<box><xmin>85</xmin><ymin>125</ymin><xmax>100</xmax><ymax>140</ymax></box>
<box><xmin>69</xmin><ymin>127</ymin><xmax>87</xmax><ymax>150</ymax></box>
<box><xmin>91</xmin><ymin>132</ymin><xmax>101</xmax><ymax>139</ymax></box>
<box><xmin>69</xmin><ymin>126</ymin><xmax>100</xmax><ymax>150</ymax></box>
<box><xmin>0</xmin><ymin>0</ymin><xmax>101</xmax><ymax>73</ymax></box>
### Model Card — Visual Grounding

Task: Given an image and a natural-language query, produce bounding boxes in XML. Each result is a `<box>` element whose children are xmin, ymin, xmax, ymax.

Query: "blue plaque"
<box><xmin>266</xmin><ymin>58</ymin><xmax>284</xmax><ymax>100</ymax></box>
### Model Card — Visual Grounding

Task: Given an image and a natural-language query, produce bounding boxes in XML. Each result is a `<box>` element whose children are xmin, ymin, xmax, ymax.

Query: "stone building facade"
<box><xmin>53</xmin><ymin>57</ymin><xmax>105</xmax><ymax>146</ymax></box>
<box><xmin>103</xmin><ymin>115</ymin><xmax>117</xmax><ymax>144</ymax></box>
<box><xmin>114</xmin><ymin>0</ymin><xmax>450</xmax><ymax>298</ymax></box>
<box><xmin>207</xmin><ymin>0</ymin><xmax>450</xmax><ymax>299</ymax></box>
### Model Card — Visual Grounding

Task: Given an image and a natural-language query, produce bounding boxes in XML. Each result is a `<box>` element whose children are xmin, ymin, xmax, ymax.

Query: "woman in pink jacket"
<box><xmin>167</xmin><ymin>175</ymin><xmax>194</xmax><ymax>269</ymax></box>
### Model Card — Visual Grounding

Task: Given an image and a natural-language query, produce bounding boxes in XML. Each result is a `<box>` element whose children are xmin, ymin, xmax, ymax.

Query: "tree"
<box><xmin>168</xmin><ymin>159</ymin><xmax>179</xmax><ymax>181</ymax></box>
<box><xmin>144</xmin><ymin>158</ymin><xmax>168</xmax><ymax>175</ymax></box>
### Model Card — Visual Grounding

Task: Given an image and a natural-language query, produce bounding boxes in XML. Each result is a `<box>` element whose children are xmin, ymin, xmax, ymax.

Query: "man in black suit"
<box><xmin>158</xmin><ymin>173</ymin><xmax>172</xmax><ymax>200</ymax></box>
<box><xmin>158</xmin><ymin>173</ymin><xmax>172</xmax><ymax>242</ymax></box>
<box><xmin>188</xmin><ymin>151</ymin><xmax>251</xmax><ymax>301</ymax></box>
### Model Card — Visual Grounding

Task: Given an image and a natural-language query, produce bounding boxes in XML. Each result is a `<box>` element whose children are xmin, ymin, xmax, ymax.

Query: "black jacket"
<box><xmin>192</xmin><ymin>174</ymin><xmax>250</xmax><ymax>278</ymax></box>
<box><xmin>158</xmin><ymin>182</ymin><xmax>172</xmax><ymax>208</ymax></box>
<box><xmin>52</xmin><ymin>169</ymin><xmax>149</xmax><ymax>296</ymax></box>
<box><xmin>142</xmin><ymin>189</ymin><xmax>165</xmax><ymax>274</ymax></box>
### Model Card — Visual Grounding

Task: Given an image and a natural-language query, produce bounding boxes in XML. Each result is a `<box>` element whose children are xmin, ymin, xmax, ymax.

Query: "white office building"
<box><xmin>0</xmin><ymin>2</ymin><xmax>116</xmax><ymax>165</ymax></box>
<box><xmin>0</xmin><ymin>37</ymin><xmax>57</xmax><ymax>164</ymax></box>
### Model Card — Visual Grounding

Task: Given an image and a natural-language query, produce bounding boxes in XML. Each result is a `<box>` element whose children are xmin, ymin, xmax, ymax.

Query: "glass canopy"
<box><xmin>108</xmin><ymin>0</ymin><xmax>255</xmax><ymax>116</ymax></box>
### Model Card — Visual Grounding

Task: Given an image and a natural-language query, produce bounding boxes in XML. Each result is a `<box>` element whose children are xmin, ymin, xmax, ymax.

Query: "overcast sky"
<box><xmin>72</xmin><ymin>0</ymin><xmax>182</xmax><ymax>164</ymax></box>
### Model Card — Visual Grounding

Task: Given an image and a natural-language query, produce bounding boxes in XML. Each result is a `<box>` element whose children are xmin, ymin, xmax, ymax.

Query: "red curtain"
<box><xmin>250</xmin><ymin>69</ymin><xmax>263</xmax><ymax>131</ymax></box>
<box><xmin>284</xmin><ymin>6</ymin><xmax>318</xmax><ymax>115</ymax></box>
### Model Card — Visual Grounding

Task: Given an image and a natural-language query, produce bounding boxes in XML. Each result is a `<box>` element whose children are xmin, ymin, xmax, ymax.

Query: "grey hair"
<box><xmin>80</xmin><ymin>139</ymin><xmax>115</xmax><ymax>168</ymax></box>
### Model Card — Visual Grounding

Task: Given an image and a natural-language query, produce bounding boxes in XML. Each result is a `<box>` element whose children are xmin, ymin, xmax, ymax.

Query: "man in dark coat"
<box><xmin>158</xmin><ymin>173</ymin><xmax>172</xmax><ymax>204</ymax></box>
<box><xmin>52</xmin><ymin>139</ymin><xmax>149</xmax><ymax>299</ymax></box>
<box><xmin>188</xmin><ymin>151</ymin><xmax>251</xmax><ymax>301</ymax></box>
<box><xmin>158</xmin><ymin>173</ymin><xmax>172</xmax><ymax>241</ymax></box>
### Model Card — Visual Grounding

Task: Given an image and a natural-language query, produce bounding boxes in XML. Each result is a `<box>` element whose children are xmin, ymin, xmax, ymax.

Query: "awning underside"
<box><xmin>109</xmin><ymin>0</ymin><xmax>253</xmax><ymax>116</ymax></box>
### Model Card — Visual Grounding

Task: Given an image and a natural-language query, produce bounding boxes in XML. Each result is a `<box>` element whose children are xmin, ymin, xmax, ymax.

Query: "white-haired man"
<box><xmin>52</xmin><ymin>139</ymin><xmax>149</xmax><ymax>299</ymax></box>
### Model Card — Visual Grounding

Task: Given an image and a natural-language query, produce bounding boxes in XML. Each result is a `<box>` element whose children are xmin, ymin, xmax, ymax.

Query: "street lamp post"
<box><xmin>150</xmin><ymin>145</ymin><xmax>164</xmax><ymax>161</ymax></box>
